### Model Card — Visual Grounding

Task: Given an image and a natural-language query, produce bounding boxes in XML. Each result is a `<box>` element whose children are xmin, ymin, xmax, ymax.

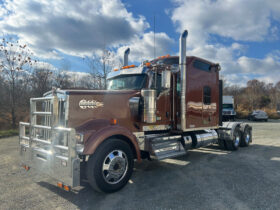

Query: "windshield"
<box><xmin>223</xmin><ymin>104</ymin><xmax>233</xmax><ymax>109</ymax></box>
<box><xmin>152</xmin><ymin>57</ymin><xmax>179</xmax><ymax>65</ymax></box>
<box><xmin>107</xmin><ymin>74</ymin><xmax>147</xmax><ymax>90</ymax></box>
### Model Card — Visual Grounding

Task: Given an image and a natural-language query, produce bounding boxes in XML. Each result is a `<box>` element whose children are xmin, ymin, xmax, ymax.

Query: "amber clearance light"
<box><xmin>63</xmin><ymin>185</ymin><xmax>70</xmax><ymax>192</ymax></box>
<box><xmin>57</xmin><ymin>182</ymin><xmax>63</xmax><ymax>188</ymax></box>
<box><xmin>23</xmin><ymin>165</ymin><xmax>30</xmax><ymax>171</ymax></box>
<box><xmin>110</xmin><ymin>118</ymin><xmax>118</xmax><ymax>125</ymax></box>
<box><xmin>57</xmin><ymin>182</ymin><xmax>71</xmax><ymax>192</ymax></box>
<box><xmin>121</xmin><ymin>64</ymin><xmax>136</xmax><ymax>69</ymax></box>
<box><xmin>157</xmin><ymin>54</ymin><xmax>170</xmax><ymax>59</ymax></box>
<box><xmin>145</xmin><ymin>62</ymin><xmax>151</xmax><ymax>66</ymax></box>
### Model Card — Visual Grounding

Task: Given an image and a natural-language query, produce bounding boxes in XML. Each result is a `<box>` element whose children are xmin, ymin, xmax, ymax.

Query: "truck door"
<box><xmin>171</xmin><ymin>72</ymin><xmax>181</xmax><ymax>130</ymax></box>
<box><xmin>150</xmin><ymin>72</ymin><xmax>172</xmax><ymax>125</ymax></box>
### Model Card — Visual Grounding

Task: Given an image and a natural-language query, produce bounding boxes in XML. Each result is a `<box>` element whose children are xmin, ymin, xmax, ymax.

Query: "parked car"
<box><xmin>248</xmin><ymin>110</ymin><xmax>268</xmax><ymax>121</ymax></box>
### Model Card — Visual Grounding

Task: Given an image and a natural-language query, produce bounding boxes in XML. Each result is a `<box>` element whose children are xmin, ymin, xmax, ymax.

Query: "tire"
<box><xmin>225</xmin><ymin>127</ymin><xmax>241</xmax><ymax>151</ymax></box>
<box><xmin>86</xmin><ymin>138</ymin><xmax>134</xmax><ymax>193</ymax></box>
<box><xmin>240</xmin><ymin>125</ymin><xmax>252</xmax><ymax>147</ymax></box>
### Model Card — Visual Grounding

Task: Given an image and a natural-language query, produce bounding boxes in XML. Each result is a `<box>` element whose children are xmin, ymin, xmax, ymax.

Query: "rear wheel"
<box><xmin>240</xmin><ymin>125</ymin><xmax>252</xmax><ymax>147</ymax></box>
<box><xmin>225</xmin><ymin>127</ymin><xmax>241</xmax><ymax>150</ymax></box>
<box><xmin>86</xmin><ymin>138</ymin><xmax>134</xmax><ymax>193</ymax></box>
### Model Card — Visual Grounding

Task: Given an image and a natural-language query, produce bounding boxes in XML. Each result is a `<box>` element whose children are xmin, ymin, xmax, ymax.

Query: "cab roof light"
<box><xmin>121</xmin><ymin>64</ymin><xmax>136</xmax><ymax>69</ymax></box>
<box><xmin>157</xmin><ymin>54</ymin><xmax>170</xmax><ymax>59</ymax></box>
<box><xmin>145</xmin><ymin>62</ymin><xmax>151</xmax><ymax>66</ymax></box>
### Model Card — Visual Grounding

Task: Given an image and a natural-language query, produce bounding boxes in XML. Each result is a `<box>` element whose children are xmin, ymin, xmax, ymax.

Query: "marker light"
<box><xmin>145</xmin><ymin>62</ymin><xmax>151</xmax><ymax>66</ymax></box>
<box><xmin>157</xmin><ymin>54</ymin><xmax>170</xmax><ymax>59</ymax></box>
<box><xmin>122</xmin><ymin>64</ymin><xmax>136</xmax><ymax>69</ymax></box>
<box><xmin>63</xmin><ymin>185</ymin><xmax>70</xmax><ymax>192</ymax></box>
<box><xmin>23</xmin><ymin>165</ymin><xmax>30</xmax><ymax>171</ymax></box>
<box><xmin>75</xmin><ymin>133</ymin><xmax>84</xmax><ymax>144</ymax></box>
<box><xmin>110</xmin><ymin>118</ymin><xmax>117</xmax><ymax>125</ymax></box>
<box><xmin>57</xmin><ymin>182</ymin><xmax>63</xmax><ymax>188</ymax></box>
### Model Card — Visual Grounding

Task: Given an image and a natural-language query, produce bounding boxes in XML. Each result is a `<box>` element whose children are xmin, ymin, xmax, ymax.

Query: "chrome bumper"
<box><xmin>19</xmin><ymin>122</ymin><xmax>80</xmax><ymax>187</ymax></box>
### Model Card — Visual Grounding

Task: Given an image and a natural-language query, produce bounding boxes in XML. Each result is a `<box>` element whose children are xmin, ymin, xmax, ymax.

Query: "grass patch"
<box><xmin>0</xmin><ymin>129</ymin><xmax>19</xmax><ymax>138</ymax></box>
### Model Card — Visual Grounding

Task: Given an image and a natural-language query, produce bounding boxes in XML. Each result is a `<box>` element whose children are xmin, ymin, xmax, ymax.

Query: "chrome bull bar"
<box><xmin>19</xmin><ymin>123</ymin><xmax>80</xmax><ymax>187</ymax></box>
<box><xmin>19</xmin><ymin>96</ymin><xmax>80</xmax><ymax>187</ymax></box>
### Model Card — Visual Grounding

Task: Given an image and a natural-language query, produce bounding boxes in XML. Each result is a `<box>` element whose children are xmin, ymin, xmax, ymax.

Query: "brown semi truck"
<box><xmin>19</xmin><ymin>30</ymin><xmax>252</xmax><ymax>193</ymax></box>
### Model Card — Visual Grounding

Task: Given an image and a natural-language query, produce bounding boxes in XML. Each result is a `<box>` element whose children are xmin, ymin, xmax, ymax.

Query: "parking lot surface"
<box><xmin>1</xmin><ymin>120</ymin><xmax>280</xmax><ymax>210</ymax></box>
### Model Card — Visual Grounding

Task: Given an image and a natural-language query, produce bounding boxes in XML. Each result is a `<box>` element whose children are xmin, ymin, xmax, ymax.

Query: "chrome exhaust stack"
<box><xmin>179</xmin><ymin>30</ymin><xmax>188</xmax><ymax>131</ymax></box>
<box><xmin>124</xmin><ymin>48</ymin><xmax>130</xmax><ymax>66</ymax></box>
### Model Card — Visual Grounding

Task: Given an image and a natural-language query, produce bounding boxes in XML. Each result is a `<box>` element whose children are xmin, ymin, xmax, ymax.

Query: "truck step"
<box><xmin>148</xmin><ymin>135</ymin><xmax>186</xmax><ymax>160</ymax></box>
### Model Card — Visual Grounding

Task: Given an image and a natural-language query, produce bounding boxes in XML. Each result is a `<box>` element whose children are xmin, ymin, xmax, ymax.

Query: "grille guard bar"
<box><xmin>19</xmin><ymin>95</ymin><xmax>80</xmax><ymax>187</ymax></box>
<box><xmin>19</xmin><ymin>122</ymin><xmax>80</xmax><ymax>187</ymax></box>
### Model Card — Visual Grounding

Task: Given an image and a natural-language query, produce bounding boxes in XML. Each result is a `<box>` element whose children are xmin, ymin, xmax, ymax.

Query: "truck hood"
<box><xmin>64</xmin><ymin>89</ymin><xmax>140</xmax><ymax>129</ymax></box>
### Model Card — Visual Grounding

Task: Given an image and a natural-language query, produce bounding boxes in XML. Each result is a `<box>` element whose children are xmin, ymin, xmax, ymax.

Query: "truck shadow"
<box><xmin>37</xmin><ymin>143</ymin><xmax>280</xmax><ymax>209</ymax></box>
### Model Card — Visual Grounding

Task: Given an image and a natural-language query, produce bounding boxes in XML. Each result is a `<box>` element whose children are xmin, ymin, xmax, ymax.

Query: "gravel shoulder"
<box><xmin>1</xmin><ymin>120</ymin><xmax>280</xmax><ymax>210</ymax></box>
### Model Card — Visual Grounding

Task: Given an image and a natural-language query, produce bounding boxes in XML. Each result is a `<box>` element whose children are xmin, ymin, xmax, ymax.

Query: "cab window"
<box><xmin>203</xmin><ymin>86</ymin><xmax>211</xmax><ymax>105</ymax></box>
<box><xmin>194</xmin><ymin>60</ymin><xmax>211</xmax><ymax>72</ymax></box>
<box><xmin>151</xmin><ymin>73</ymin><xmax>162</xmax><ymax>96</ymax></box>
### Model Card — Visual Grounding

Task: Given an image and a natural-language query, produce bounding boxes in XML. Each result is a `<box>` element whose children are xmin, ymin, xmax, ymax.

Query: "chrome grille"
<box><xmin>42</xmin><ymin>99</ymin><xmax>52</xmax><ymax>140</ymax></box>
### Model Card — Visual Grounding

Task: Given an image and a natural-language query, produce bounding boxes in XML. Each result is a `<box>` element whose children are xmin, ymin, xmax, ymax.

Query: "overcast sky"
<box><xmin>0</xmin><ymin>0</ymin><xmax>279</xmax><ymax>85</ymax></box>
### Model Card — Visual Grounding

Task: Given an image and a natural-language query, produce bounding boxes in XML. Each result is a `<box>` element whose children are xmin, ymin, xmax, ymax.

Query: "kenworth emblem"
<box><xmin>79</xmin><ymin>99</ymin><xmax>104</xmax><ymax>109</ymax></box>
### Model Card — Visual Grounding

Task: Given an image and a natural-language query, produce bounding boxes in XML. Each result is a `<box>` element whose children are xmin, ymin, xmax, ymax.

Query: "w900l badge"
<box><xmin>79</xmin><ymin>99</ymin><xmax>104</xmax><ymax>109</ymax></box>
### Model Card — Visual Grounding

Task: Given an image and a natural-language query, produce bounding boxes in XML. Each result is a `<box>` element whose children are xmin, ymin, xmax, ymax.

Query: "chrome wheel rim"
<box><xmin>102</xmin><ymin>150</ymin><xmax>128</xmax><ymax>184</ymax></box>
<box><xmin>234</xmin><ymin>135</ymin><xmax>240</xmax><ymax>147</ymax></box>
<box><xmin>245</xmin><ymin>133</ymin><xmax>250</xmax><ymax>143</ymax></box>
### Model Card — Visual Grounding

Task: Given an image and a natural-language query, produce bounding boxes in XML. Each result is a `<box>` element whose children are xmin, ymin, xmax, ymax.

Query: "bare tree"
<box><xmin>53</xmin><ymin>59</ymin><xmax>71</xmax><ymax>89</ymax></box>
<box><xmin>31</xmin><ymin>63</ymin><xmax>53</xmax><ymax>97</ymax></box>
<box><xmin>84</xmin><ymin>49</ymin><xmax>119</xmax><ymax>89</ymax></box>
<box><xmin>246</xmin><ymin>80</ymin><xmax>266</xmax><ymax>110</ymax></box>
<box><xmin>0</xmin><ymin>37</ymin><xmax>35</xmax><ymax>128</ymax></box>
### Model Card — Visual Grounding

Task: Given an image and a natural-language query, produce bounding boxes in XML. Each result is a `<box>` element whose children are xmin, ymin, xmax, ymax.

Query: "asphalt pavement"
<box><xmin>1</xmin><ymin>120</ymin><xmax>280</xmax><ymax>210</ymax></box>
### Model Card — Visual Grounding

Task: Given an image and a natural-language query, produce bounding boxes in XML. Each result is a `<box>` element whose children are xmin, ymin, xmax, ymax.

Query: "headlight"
<box><xmin>75</xmin><ymin>133</ymin><xmax>84</xmax><ymax>144</ymax></box>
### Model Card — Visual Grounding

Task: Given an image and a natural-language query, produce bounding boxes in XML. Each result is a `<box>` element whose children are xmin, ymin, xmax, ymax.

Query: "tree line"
<box><xmin>0</xmin><ymin>38</ymin><xmax>279</xmax><ymax>130</ymax></box>
<box><xmin>223</xmin><ymin>79</ymin><xmax>280</xmax><ymax>118</ymax></box>
<box><xmin>0</xmin><ymin>38</ymin><xmax>117</xmax><ymax>129</ymax></box>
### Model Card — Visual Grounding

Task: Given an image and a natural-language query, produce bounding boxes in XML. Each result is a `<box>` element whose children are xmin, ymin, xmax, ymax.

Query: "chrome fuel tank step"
<box><xmin>146</xmin><ymin>135</ymin><xmax>186</xmax><ymax>160</ymax></box>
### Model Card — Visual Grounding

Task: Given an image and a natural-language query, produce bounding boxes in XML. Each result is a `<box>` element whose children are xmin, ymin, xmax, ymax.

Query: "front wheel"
<box><xmin>86</xmin><ymin>139</ymin><xmax>134</xmax><ymax>193</ymax></box>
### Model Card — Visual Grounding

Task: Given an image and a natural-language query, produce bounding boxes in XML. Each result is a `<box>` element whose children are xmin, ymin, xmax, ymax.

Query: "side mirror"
<box><xmin>161</xmin><ymin>70</ymin><xmax>171</xmax><ymax>89</ymax></box>
<box><xmin>210</xmin><ymin>63</ymin><xmax>221</xmax><ymax>71</ymax></box>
